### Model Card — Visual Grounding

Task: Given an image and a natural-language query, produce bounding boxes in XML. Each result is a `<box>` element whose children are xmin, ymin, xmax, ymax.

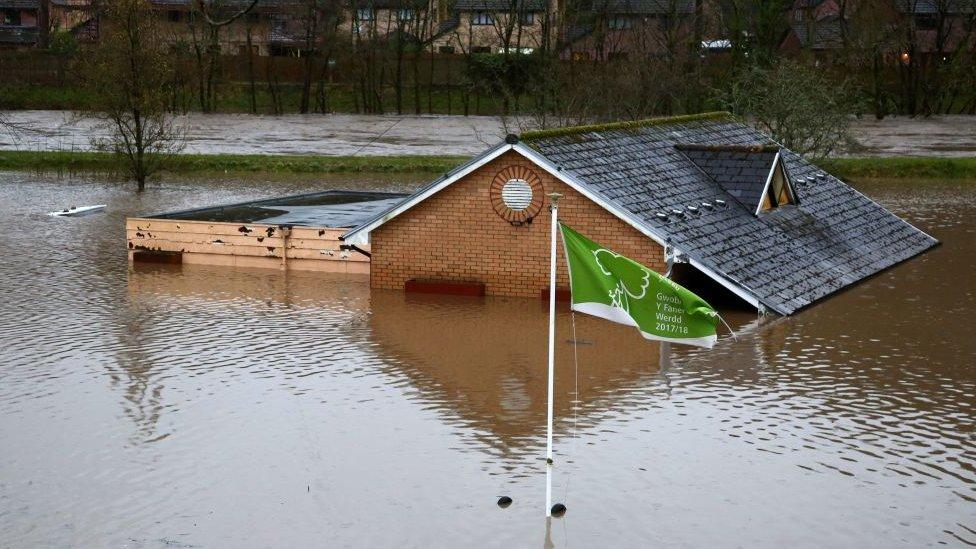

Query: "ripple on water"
<box><xmin>0</xmin><ymin>173</ymin><xmax>973</xmax><ymax>547</ymax></box>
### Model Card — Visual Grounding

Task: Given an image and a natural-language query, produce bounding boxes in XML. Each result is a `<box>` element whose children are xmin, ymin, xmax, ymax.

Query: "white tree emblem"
<box><xmin>593</xmin><ymin>249</ymin><xmax>651</xmax><ymax>312</ymax></box>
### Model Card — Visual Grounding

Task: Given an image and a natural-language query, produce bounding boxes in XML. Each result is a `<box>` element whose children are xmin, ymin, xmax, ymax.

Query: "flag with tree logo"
<box><xmin>559</xmin><ymin>224</ymin><xmax>719</xmax><ymax>348</ymax></box>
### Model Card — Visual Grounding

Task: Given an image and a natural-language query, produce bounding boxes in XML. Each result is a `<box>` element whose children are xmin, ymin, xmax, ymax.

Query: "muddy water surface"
<box><xmin>5</xmin><ymin>110</ymin><xmax>976</xmax><ymax>157</ymax></box>
<box><xmin>0</xmin><ymin>173</ymin><xmax>973</xmax><ymax>548</ymax></box>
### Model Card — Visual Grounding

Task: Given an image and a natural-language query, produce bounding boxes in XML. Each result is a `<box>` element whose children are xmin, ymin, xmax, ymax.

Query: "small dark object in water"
<box><xmin>550</xmin><ymin>503</ymin><xmax>567</xmax><ymax>517</ymax></box>
<box><xmin>497</xmin><ymin>496</ymin><xmax>513</xmax><ymax>508</ymax></box>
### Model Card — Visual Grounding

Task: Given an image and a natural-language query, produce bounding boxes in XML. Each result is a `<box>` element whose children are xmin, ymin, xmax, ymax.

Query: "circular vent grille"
<box><xmin>501</xmin><ymin>179</ymin><xmax>533</xmax><ymax>211</ymax></box>
<box><xmin>490</xmin><ymin>165</ymin><xmax>544</xmax><ymax>225</ymax></box>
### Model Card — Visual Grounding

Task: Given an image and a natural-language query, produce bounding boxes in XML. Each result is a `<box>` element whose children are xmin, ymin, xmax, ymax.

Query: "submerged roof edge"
<box><xmin>520</xmin><ymin>111</ymin><xmax>735</xmax><ymax>142</ymax></box>
<box><xmin>139</xmin><ymin>189</ymin><xmax>407</xmax><ymax>222</ymax></box>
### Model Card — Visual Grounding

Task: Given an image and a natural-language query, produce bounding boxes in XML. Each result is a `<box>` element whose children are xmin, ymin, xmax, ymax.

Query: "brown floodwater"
<box><xmin>0</xmin><ymin>172</ymin><xmax>973</xmax><ymax>548</ymax></box>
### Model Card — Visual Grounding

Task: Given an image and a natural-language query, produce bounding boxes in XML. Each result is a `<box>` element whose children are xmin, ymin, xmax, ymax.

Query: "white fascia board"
<box><xmin>514</xmin><ymin>143</ymin><xmax>769</xmax><ymax>313</ymax></box>
<box><xmin>341</xmin><ymin>142</ymin><xmax>515</xmax><ymax>244</ymax></box>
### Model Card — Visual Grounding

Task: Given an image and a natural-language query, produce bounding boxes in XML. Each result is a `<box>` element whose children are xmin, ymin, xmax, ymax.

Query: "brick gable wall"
<box><xmin>370</xmin><ymin>150</ymin><xmax>666</xmax><ymax>297</ymax></box>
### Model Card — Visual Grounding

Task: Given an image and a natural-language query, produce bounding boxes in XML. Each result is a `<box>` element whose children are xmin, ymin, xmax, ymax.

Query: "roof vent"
<box><xmin>655</xmin><ymin>212</ymin><xmax>668</xmax><ymax>220</ymax></box>
<box><xmin>505</xmin><ymin>133</ymin><xmax>519</xmax><ymax>144</ymax></box>
<box><xmin>715</xmin><ymin>199</ymin><xmax>727</xmax><ymax>208</ymax></box>
<box><xmin>670</xmin><ymin>208</ymin><xmax>685</xmax><ymax>216</ymax></box>
<box><xmin>686</xmin><ymin>205</ymin><xmax>699</xmax><ymax>214</ymax></box>
<box><xmin>701</xmin><ymin>202</ymin><xmax>713</xmax><ymax>209</ymax></box>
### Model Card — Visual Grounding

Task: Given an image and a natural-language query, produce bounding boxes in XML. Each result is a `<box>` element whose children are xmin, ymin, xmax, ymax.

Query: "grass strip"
<box><xmin>818</xmin><ymin>156</ymin><xmax>976</xmax><ymax>180</ymax></box>
<box><xmin>3</xmin><ymin>150</ymin><xmax>976</xmax><ymax>180</ymax></box>
<box><xmin>0</xmin><ymin>150</ymin><xmax>468</xmax><ymax>175</ymax></box>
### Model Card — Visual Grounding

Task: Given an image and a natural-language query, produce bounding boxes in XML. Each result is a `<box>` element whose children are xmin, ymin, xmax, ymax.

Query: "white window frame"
<box><xmin>472</xmin><ymin>11</ymin><xmax>494</xmax><ymax>25</ymax></box>
<box><xmin>357</xmin><ymin>8</ymin><xmax>375</xmax><ymax>21</ymax></box>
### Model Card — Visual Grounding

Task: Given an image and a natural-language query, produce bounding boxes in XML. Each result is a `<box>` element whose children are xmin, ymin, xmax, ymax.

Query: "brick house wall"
<box><xmin>370</xmin><ymin>150</ymin><xmax>666</xmax><ymax>297</ymax></box>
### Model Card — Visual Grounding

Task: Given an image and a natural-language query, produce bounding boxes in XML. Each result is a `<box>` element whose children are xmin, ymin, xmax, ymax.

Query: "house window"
<box><xmin>759</xmin><ymin>159</ymin><xmax>796</xmax><ymax>213</ymax></box>
<box><xmin>397</xmin><ymin>9</ymin><xmax>413</xmax><ymax>21</ymax></box>
<box><xmin>608</xmin><ymin>16</ymin><xmax>632</xmax><ymax>30</ymax></box>
<box><xmin>357</xmin><ymin>8</ymin><xmax>374</xmax><ymax>21</ymax></box>
<box><xmin>167</xmin><ymin>10</ymin><xmax>181</xmax><ymax>22</ymax></box>
<box><xmin>519</xmin><ymin>11</ymin><xmax>534</xmax><ymax>25</ymax></box>
<box><xmin>439</xmin><ymin>45</ymin><xmax>456</xmax><ymax>53</ymax></box>
<box><xmin>915</xmin><ymin>14</ymin><xmax>938</xmax><ymax>30</ymax></box>
<box><xmin>472</xmin><ymin>45</ymin><xmax>491</xmax><ymax>53</ymax></box>
<box><xmin>472</xmin><ymin>11</ymin><xmax>494</xmax><ymax>25</ymax></box>
<box><xmin>2</xmin><ymin>9</ymin><xmax>22</xmax><ymax>25</ymax></box>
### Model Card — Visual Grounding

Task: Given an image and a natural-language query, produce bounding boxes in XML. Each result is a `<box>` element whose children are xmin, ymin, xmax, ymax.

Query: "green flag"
<box><xmin>559</xmin><ymin>223</ymin><xmax>719</xmax><ymax>348</ymax></box>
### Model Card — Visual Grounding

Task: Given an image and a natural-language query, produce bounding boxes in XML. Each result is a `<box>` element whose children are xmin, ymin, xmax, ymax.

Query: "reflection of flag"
<box><xmin>559</xmin><ymin>224</ymin><xmax>719</xmax><ymax>348</ymax></box>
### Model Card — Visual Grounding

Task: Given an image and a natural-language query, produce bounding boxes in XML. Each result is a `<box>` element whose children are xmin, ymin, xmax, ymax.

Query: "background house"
<box><xmin>0</xmin><ymin>0</ymin><xmax>40</xmax><ymax>49</ymax></box>
<box><xmin>433</xmin><ymin>0</ymin><xmax>552</xmax><ymax>54</ymax></box>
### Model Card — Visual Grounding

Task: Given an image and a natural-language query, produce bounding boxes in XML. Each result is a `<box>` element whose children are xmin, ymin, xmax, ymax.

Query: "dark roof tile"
<box><xmin>524</xmin><ymin>114</ymin><xmax>938</xmax><ymax>315</ymax></box>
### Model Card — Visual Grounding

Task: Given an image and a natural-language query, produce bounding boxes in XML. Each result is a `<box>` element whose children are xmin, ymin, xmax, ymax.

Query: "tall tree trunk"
<box><xmin>246</xmin><ymin>26</ymin><xmax>257</xmax><ymax>114</ymax></box>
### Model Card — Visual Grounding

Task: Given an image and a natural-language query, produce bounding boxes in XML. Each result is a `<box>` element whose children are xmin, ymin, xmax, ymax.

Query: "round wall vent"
<box><xmin>490</xmin><ymin>166</ymin><xmax>544</xmax><ymax>225</ymax></box>
<box><xmin>501</xmin><ymin>179</ymin><xmax>533</xmax><ymax>211</ymax></box>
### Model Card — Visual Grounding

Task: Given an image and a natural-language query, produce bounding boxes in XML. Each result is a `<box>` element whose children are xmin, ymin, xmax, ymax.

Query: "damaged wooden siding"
<box><xmin>126</xmin><ymin>217</ymin><xmax>370</xmax><ymax>273</ymax></box>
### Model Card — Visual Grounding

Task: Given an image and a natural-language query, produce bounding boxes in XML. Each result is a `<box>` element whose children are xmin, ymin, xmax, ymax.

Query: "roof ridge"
<box><xmin>519</xmin><ymin>111</ymin><xmax>735</xmax><ymax>141</ymax></box>
<box><xmin>675</xmin><ymin>143</ymin><xmax>779</xmax><ymax>153</ymax></box>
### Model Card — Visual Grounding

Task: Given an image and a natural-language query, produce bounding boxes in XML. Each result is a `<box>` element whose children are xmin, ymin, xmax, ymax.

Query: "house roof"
<box><xmin>148</xmin><ymin>189</ymin><xmax>408</xmax><ymax>227</ymax></box>
<box><xmin>789</xmin><ymin>14</ymin><xmax>843</xmax><ymax>49</ymax></box>
<box><xmin>148</xmin><ymin>0</ymin><xmax>303</xmax><ymax>10</ymax></box>
<box><xmin>894</xmin><ymin>0</ymin><xmax>976</xmax><ymax>13</ymax></box>
<box><xmin>676</xmin><ymin>144</ymin><xmax>780</xmax><ymax>211</ymax></box>
<box><xmin>453</xmin><ymin>0</ymin><xmax>546</xmax><ymax>11</ymax></box>
<box><xmin>0</xmin><ymin>0</ymin><xmax>38</xmax><ymax>7</ymax></box>
<box><xmin>595</xmin><ymin>0</ymin><xmax>694</xmax><ymax>14</ymax></box>
<box><xmin>343</xmin><ymin>112</ymin><xmax>938</xmax><ymax>316</ymax></box>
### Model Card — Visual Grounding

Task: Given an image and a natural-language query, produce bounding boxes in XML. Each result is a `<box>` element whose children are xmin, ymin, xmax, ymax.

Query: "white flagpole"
<box><xmin>546</xmin><ymin>192</ymin><xmax>562</xmax><ymax>517</ymax></box>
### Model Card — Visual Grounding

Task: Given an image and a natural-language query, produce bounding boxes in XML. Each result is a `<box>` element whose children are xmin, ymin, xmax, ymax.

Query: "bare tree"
<box><xmin>190</xmin><ymin>0</ymin><xmax>262</xmax><ymax>112</ymax></box>
<box><xmin>718</xmin><ymin>61</ymin><xmax>856</xmax><ymax>158</ymax></box>
<box><xmin>82</xmin><ymin>0</ymin><xmax>185</xmax><ymax>191</ymax></box>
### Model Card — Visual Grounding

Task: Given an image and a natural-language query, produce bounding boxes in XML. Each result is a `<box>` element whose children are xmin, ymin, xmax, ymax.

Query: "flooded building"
<box><xmin>341</xmin><ymin>111</ymin><xmax>938</xmax><ymax>314</ymax></box>
<box><xmin>126</xmin><ymin>190</ymin><xmax>405</xmax><ymax>272</ymax></box>
<box><xmin>128</xmin><ymin>112</ymin><xmax>937</xmax><ymax>315</ymax></box>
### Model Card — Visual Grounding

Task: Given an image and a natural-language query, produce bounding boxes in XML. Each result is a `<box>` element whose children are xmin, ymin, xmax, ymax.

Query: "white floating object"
<box><xmin>49</xmin><ymin>205</ymin><xmax>106</xmax><ymax>217</ymax></box>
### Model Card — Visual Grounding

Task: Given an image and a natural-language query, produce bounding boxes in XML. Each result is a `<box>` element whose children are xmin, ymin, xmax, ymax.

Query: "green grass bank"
<box><xmin>2</xmin><ymin>150</ymin><xmax>975</xmax><ymax>180</ymax></box>
<box><xmin>817</xmin><ymin>156</ymin><xmax>976</xmax><ymax>180</ymax></box>
<box><xmin>0</xmin><ymin>150</ymin><xmax>468</xmax><ymax>175</ymax></box>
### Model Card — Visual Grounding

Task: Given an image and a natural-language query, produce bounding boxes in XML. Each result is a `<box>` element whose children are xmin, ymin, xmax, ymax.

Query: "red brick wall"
<box><xmin>370</xmin><ymin>150</ymin><xmax>666</xmax><ymax>297</ymax></box>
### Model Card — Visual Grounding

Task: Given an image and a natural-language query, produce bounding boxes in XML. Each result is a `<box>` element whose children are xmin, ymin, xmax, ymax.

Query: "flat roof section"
<box><xmin>149</xmin><ymin>190</ymin><xmax>408</xmax><ymax>228</ymax></box>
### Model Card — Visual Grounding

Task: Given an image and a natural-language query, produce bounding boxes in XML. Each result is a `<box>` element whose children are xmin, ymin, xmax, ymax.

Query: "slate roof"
<box><xmin>343</xmin><ymin>112</ymin><xmax>937</xmax><ymax>316</ymax></box>
<box><xmin>454</xmin><ymin>0</ymin><xmax>546</xmax><ymax>11</ymax></box>
<box><xmin>148</xmin><ymin>0</ymin><xmax>303</xmax><ymax>10</ymax></box>
<box><xmin>522</xmin><ymin>113</ymin><xmax>938</xmax><ymax>315</ymax></box>
<box><xmin>596</xmin><ymin>0</ymin><xmax>694</xmax><ymax>14</ymax></box>
<box><xmin>676</xmin><ymin>144</ymin><xmax>778</xmax><ymax>211</ymax></box>
<box><xmin>790</xmin><ymin>14</ymin><xmax>843</xmax><ymax>49</ymax></box>
<box><xmin>894</xmin><ymin>0</ymin><xmax>976</xmax><ymax>13</ymax></box>
<box><xmin>0</xmin><ymin>0</ymin><xmax>38</xmax><ymax>8</ymax></box>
